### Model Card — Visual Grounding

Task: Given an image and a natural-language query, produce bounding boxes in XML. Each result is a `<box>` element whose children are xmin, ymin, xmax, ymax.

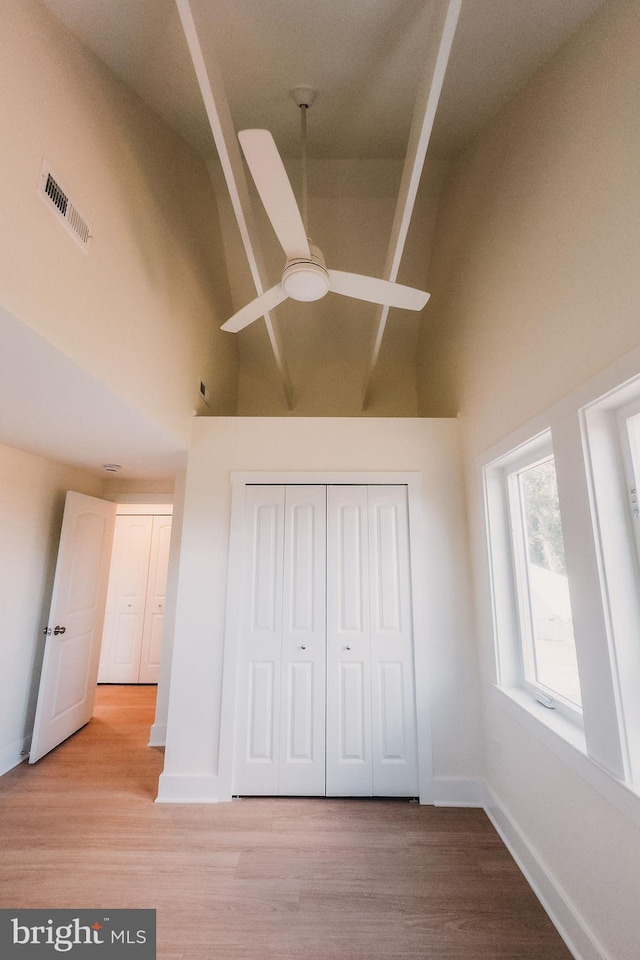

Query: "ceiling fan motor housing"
<box><xmin>282</xmin><ymin>240</ymin><xmax>330</xmax><ymax>302</ymax></box>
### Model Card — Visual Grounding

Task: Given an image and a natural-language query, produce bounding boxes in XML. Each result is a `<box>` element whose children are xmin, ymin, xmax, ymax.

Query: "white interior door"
<box><xmin>234</xmin><ymin>486</ymin><xmax>285</xmax><ymax>795</ymax></box>
<box><xmin>234</xmin><ymin>486</ymin><xmax>326</xmax><ymax>796</ymax></box>
<box><xmin>278</xmin><ymin>486</ymin><xmax>326</xmax><ymax>795</ymax></box>
<box><xmin>138</xmin><ymin>515</ymin><xmax>172</xmax><ymax>683</ymax></box>
<box><xmin>233</xmin><ymin>484</ymin><xmax>418</xmax><ymax>797</ymax></box>
<box><xmin>326</xmin><ymin>485</ymin><xmax>373</xmax><ymax>796</ymax></box>
<box><xmin>99</xmin><ymin>515</ymin><xmax>153</xmax><ymax>683</ymax></box>
<box><xmin>29</xmin><ymin>492</ymin><xmax>116</xmax><ymax>763</ymax></box>
<box><xmin>99</xmin><ymin>513</ymin><xmax>172</xmax><ymax>684</ymax></box>
<box><xmin>367</xmin><ymin>486</ymin><xmax>419</xmax><ymax>796</ymax></box>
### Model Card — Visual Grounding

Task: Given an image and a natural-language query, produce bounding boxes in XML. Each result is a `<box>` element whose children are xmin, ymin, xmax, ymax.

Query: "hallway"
<box><xmin>0</xmin><ymin>686</ymin><xmax>572</xmax><ymax>959</ymax></box>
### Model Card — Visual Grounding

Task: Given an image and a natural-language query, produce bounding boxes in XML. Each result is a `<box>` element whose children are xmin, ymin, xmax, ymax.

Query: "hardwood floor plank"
<box><xmin>0</xmin><ymin>686</ymin><xmax>574</xmax><ymax>960</ymax></box>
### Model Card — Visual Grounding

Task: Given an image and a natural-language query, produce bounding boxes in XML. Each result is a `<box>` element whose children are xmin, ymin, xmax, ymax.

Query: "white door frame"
<box><xmin>218</xmin><ymin>471</ymin><xmax>433</xmax><ymax>803</ymax></box>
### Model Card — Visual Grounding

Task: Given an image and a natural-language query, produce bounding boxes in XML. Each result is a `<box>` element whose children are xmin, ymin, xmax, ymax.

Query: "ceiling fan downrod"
<box><xmin>300</xmin><ymin>102</ymin><xmax>308</xmax><ymax>233</ymax></box>
<box><xmin>290</xmin><ymin>86</ymin><xmax>317</xmax><ymax>236</ymax></box>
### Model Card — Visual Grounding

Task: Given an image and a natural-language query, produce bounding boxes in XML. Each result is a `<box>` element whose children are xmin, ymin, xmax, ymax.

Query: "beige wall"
<box><xmin>0</xmin><ymin>0</ymin><xmax>238</xmax><ymax>439</ymax></box>
<box><xmin>417</xmin><ymin>1</ymin><xmax>640</xmax><ymax>957</ymax></box>
<box><xmin>418</xmin><ymin>0</ymin><xmax>640</xmax><ymax>439</ymax></box>
<box><xmin>0</xmin><ymin>443</ymin><xmax>106</xmax><ymax>775</ymax></box>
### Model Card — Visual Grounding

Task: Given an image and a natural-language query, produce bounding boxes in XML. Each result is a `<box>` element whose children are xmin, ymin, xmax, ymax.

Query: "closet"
<box><xmin>98</xmin><ymin>513</ymin><xmax>172</xmax><ymax>684</ymax></box>
<box><xmin>233</xmin><ymin>485</ymin><xmax>418</xmax><ymax>797</ymax></box>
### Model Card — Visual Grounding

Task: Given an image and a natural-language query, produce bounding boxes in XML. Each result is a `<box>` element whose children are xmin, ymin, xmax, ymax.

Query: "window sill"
<box><xmin>496</xmin><ymin>684</ymin><xmax>586</xmax><ymax>753</ymax></box>
<box><xmin>489</xmin><ymin>683</ymin><xmax>640</xmax><ymax>829</ymax></box>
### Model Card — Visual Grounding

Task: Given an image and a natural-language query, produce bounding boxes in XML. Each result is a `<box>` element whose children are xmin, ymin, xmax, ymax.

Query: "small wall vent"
<box><xmin>199</xmin><ymin>380</ymin><xmax>210</xmax><ymax>406</ymax></box>
<box><xmin>38</xmin><ymin>162</ymin><xmax>92</xmax><ymax>250</ymax></box>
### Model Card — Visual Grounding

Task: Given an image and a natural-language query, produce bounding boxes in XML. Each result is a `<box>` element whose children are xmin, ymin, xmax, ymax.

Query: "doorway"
<box><xmin>98</xmin><ymin>504</ymin><xmax>173</xmax><ymax>685</ymax></box>
<box><xmin>233</xmin><ymin>484</ymin><xmax>419</xmax><ymax>798</ymax></box>
<box><xmin>30</xmin><ymin>494</ymin><xmax>174</xmax><ymax>765</ymax></box>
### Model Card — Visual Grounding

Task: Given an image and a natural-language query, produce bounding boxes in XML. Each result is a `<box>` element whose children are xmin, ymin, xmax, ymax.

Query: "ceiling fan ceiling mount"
<box><xmin>290</xmin><ymin>85</ymin><xmax>317</xmax><ymax>109</ymax></box>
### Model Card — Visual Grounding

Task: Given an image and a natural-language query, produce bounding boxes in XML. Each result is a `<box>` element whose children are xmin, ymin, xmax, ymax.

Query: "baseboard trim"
<box><xmin>0</xmin><ymin>737</ymin><xmax>29</xmax><ymax>777</ymax></box>
<box><xmin>148</xmin><ymin>722</ymin><xmax>166</xmax><ymax>748</ymax></box>
<box><xmin>484</xmin><ymin>786</ymin><xmax>610</xmax><ymax>960</ymax></box>
<box><xmin>156</xmin><ymin>773</ymin><xmax>220</xmax><ymax>803</ymax></box>
<box><xmin>428</xmin><ymin>776</ymin><xmax>485</xmax><ymax>806</ymax></box>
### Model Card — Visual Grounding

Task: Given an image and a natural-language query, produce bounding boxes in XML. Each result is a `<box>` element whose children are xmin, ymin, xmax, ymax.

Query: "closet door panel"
<box><xmin>368</xmin><ymin>486</ymin><xmax>419</xmax><ymax>796</ymax></box>
<box><xmin>138</xmin><ymin>515</ymin><xmax>172</xmax><ymax>683</ymax></box>
<box><xmin>247</xmin><ymin>661</ymin><xmax>276</xmax><ymax>761</ymax></box>
<box><xmin>326</xmin><ymin>486</ymin><xmax>373</xmax><ymax>796</ymax></box>
<box><xmin>279</xmin><ymin>486</ymin><xmax>326</xmax><ymax>795</ymax></box>
<box><xmin>234</xmin><ymin>487</ymin><xmax>285</xmax><ymax>795</ymax></box>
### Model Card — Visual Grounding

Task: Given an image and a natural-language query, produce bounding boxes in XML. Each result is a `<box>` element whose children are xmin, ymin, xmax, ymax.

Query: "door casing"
<box><xmin>219</xmin><ymin>471</ymin><xmax>433</xmax><ymax>803</ymax></box>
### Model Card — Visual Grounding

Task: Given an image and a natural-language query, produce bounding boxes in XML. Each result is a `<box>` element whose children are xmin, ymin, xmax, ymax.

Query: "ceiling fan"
<box><xmin>221</xmin><ymin>88</ymin><xmax>430</xmax><ymax>333</ymax></box>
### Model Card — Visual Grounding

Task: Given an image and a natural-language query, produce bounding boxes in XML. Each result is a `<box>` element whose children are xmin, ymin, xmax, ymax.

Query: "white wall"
<box><xmin>418</xmin><ymin>1</ymin><xmax>640</xmax><ymax>957</ymax></box>
<box><xmin>0</xmin><ymin>443</ymin><xmax>105</xmax><ymax>775</ymax></box>
<box><xmin>1</xmin><ymin>0</ymin><xmax>238</xmax><ymax>437</ymax></box>
<box><xmin>159</xmin><ymin>416</ymin><xmax>480</xmax><ymax>803</ymax></box>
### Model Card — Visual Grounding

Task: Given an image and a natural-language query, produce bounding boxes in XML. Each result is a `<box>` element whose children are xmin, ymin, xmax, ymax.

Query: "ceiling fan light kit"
<box><xmin>282</xmin><ymin>243</ymin><xmax>330</xmax><ymax>302</ymax></box>
<box><xmin>221</xmin><ymin>89</ymin><xmax>429</xmax><ymax>333</ymax></box>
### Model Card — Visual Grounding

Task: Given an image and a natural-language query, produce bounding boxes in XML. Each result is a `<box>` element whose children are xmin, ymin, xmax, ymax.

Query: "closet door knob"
<box><xmin>300</xmin><ymin>645</ymin><xmax>306</xmax><ymax>650</ymax></box>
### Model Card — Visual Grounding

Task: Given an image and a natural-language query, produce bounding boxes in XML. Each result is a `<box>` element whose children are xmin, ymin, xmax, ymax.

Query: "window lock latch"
<box><xmin>535</xmin><ymin>693</ymin><xmax>555</xmax><ymax>709</ymax></box>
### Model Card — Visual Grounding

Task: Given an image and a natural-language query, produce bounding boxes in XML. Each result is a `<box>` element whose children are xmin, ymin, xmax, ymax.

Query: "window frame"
<box><xmin>580</xmin><ymin>377</ymin><xmax>640</xmax><ymax>786</ymax></box>
<box><xmin>617</xmin><ymin>399</ymin><xmax>640</xmax><ymax>572</ymax></box>
<box><xmin>484</xmin><ymin>430</ymin><xmax>584</xmax><ymax>727</ymax></box>
<box><xmin>506</xmin><ymin>451</ymin><xmax>583</xmax><ymax>721</ymax></box>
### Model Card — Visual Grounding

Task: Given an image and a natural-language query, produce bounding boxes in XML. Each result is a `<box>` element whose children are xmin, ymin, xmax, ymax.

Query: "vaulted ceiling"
<box><xmin>37</xmin><ymin>0</ymin><xmax>607</xmax><ymax>419</ymax></box>
<box><xmin>39</xmin><ymin>0</ymin><xmax>606</xmax><ymax>160</ymax></box>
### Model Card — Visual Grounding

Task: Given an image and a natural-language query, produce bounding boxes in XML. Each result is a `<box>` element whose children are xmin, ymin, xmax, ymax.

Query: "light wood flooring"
<box><xmin>0</xmin><ymin>685</ymin><xmax>574</xmax><ymax>959</ymax></box>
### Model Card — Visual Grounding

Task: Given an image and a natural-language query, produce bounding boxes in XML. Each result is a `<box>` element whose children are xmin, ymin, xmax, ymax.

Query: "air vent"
<box><xmin>38</xmin><ymin>162</ymin><xmax>92</xmax><ymax>250</ymax></box>
<box><xmin>199</xmin><ymin>380</ymin><xmax>210</xmax><ymax>406</ymax></box>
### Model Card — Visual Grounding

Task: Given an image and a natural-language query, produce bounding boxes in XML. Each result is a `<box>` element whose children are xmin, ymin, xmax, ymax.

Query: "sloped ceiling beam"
<box><xmin>175</xmin><ymin>0</ymin><xmax>294</xmax><ymax>409</ymax></box>
<box><xmin>362</xmin><ymin>0</ymin><xmax>461</xmax><ymax>409</ymax></box>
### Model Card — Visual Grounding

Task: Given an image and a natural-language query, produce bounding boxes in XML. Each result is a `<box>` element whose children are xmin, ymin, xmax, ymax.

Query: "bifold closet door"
<box><xmin>99</xmin><ymin>514</ymin><xmax>172</xmax><ymax>684</ymax></box>
<box><xmin>234</xmin><ymin>485</ymin><xmax>326</xmax><ymax>796</ymax></box>
<box><xmin>99</xmin><ymin>515</ymin><xmax>154</xmax><ymax>684</ymax></box>
<box><xmin>325</xmin><ymin>486</ymin><xmax>372</xmax><ymax>795</ymax></box>
<box><xmin>326</xmin><ymin>485</ymin><xmax>418</xmax><ymax>797</ymax></box>
<box><xmin>138</xmin><ymin>516</ymin><xmax>172</xmax><ymax>683</ymax></box>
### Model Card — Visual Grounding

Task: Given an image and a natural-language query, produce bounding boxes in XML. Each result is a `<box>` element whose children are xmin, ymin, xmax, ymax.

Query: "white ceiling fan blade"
<box><xmin>238</xmin><ymin>129</ymin><xmax>311</xmax><ymax>261</ymax></box>
<box><xmin>327</xmin><ymin>270</ymin><xmax>430</xmax><ymax>311</ymax></box>
<box><xmin>221</xmin><ymin>283</ymin><xmax>288</xmax><ymax>333</ymax></box>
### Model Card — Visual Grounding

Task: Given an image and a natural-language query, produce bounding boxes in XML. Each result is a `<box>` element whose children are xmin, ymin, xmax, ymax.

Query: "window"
<box><xmin>484</xmin><ymin>431</ymin><xmax>582</xmax><ymax>723</ymax></box>
<box><xmin>483</xmin><ymin>360</ymin><xmax>640</xmax><ymax>788</ymax></box>
<box><xmin>581</xmin><ymin>379</ymin><xmax>640</xmax><ymax>784</ymax></box>
<box><xmin>508</xmin><ymin>454</ymin><xmax>581</xmax><ymax>710</ymax></box>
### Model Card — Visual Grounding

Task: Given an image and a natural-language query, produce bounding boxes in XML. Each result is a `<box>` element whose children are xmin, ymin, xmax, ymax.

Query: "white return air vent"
<box><xmin>38</xmin><ymin>162</ymin><xmax>92</xmax><ymax>250</ymax></box>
